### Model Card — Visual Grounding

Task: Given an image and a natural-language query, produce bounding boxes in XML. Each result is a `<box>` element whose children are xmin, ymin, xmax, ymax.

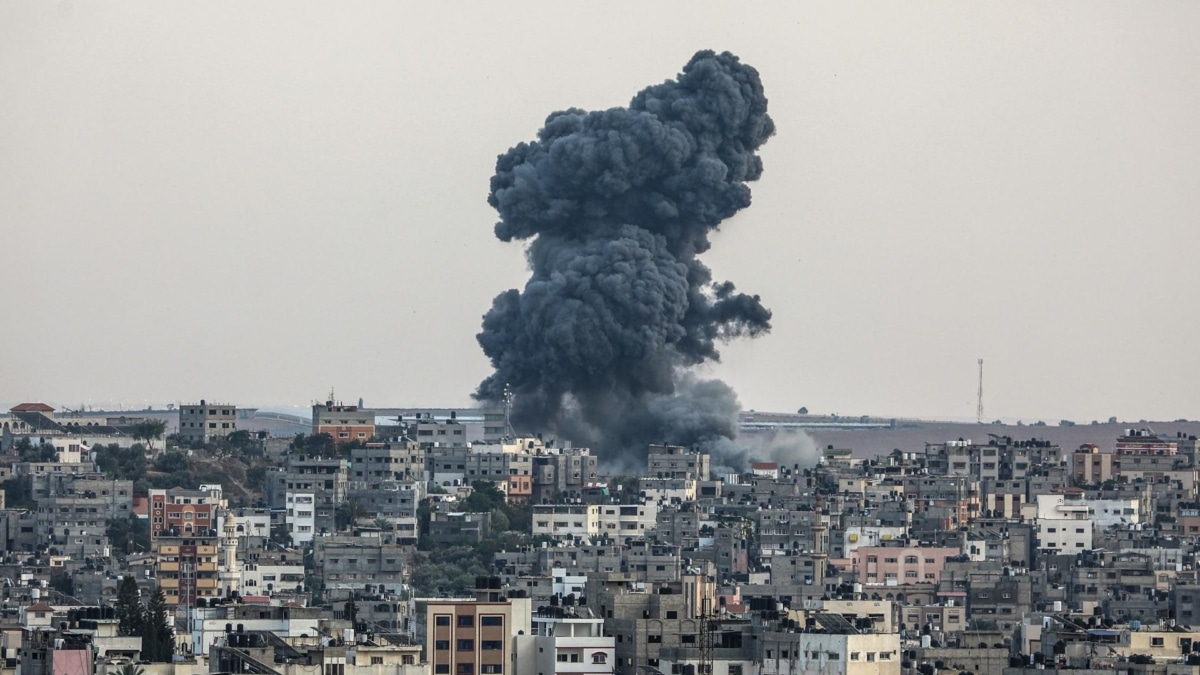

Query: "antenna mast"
<box><xmin>976</xmin><ymin>358</ymin><xmax>984</xmax><ymax>424</ymax></box>
<box><xmin>503</xmin><ymin>384</ymin><xmax>516</xmax><ymax>439</ymax></box>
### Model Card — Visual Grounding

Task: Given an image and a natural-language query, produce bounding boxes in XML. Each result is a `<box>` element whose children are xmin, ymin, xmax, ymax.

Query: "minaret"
<box><xmin>220</xmin><ymin>510</ymin><xmax>241</xmax><ymax>597</ymax></box>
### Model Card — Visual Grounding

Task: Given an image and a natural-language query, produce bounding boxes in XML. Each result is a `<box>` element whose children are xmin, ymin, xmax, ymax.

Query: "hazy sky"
<box><xmin>2</xmin><ymin>2</ymin><xmax>1198</xmax><ymax>423</ymax></box>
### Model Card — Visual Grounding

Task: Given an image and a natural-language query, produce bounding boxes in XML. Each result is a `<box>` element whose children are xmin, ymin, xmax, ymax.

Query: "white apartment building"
<box><xmin>1084</xmin><ymin>498</ymin><xmax>1140</xmax><ymax>528</ymax></box>
<box><xmin>286</xmin><ymin>492</ymin><xmax>317</xmax><ymax>545</ymax></box>
<box><xmin>532</xmin><ymin>505</ymin><xmax>600</xmax><ymax>541</ymax></box>
<box><xmin>595</xmin><ymin>502</ymin><xmax>659</xmax><ymax>540</ymax></box>
<box><xmin>517</xmin><ymin>609</ymin><xmax>615</xmax><ymax>675</ymax></box>
<box><xmin>1036</xmin><ymin>493</ymin><xmax>1093</xmax><ymax>553</ymax></box>
<box><xmin>241</xmin><ymin>561</ymin><xmax>306</xmax><ymax>595</ymax></box>
<box><xmin>760</xmin><ymin>632</ymin><xmax>901</xmax><ymax>675</ymax></box>
<box><xmin>639</xmin><ymin>477</ymin><xmax>696</xmax><ymax>503</ymax></box>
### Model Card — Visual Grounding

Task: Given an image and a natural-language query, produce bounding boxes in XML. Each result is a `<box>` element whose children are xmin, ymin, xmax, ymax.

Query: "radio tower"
<box><xmin>976</xmin><ymin>358</ymin><xmax>985</xmax><ymax>424</ymax></box>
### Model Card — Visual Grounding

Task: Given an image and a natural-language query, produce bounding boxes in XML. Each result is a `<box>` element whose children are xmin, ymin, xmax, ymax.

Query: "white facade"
<box><xmin>51</xmin><ymin>438</ymin><xmax>83</xmax><ymax>464</ymax></box>
<box><xmin>521</xmin><ymin>614</ymin><xmax>615</xmax><ymax>675</ymax></box>
<box><xmin>843</xmin><ymin>526</ymin><xmax>907</xmax><ymax>554</ymax></box>
<box><xmin>242</xmin><ymin>562</ymin><xmax>306</xmax><ymax>595</ymax></box>
<box><xmin>1085</xmin><ymin>498</ymin><xmax>1140</xmax><ymax>528</ymax></box>
<box><xmin>595</xmin><ymin>503</ymin><xmax>658</xmax><ymax>539</ymax></box>
<box><xmin>1035</xmin><ymin>493</ymin><xmax>1093</xmax><ymax>552</ymax></box>
<box><xmin>532</xmin><ymin>505</ymin><xmax>600</xmax><ymax>541</ymax></box>
<box><xmin>638</xmin><ymin>478</ymin><xmax>696</xmax><ymax>503</ymax></box>
<box><xmin>286</xmin><ymin>492</ymin><xmax>317</xmax><ymax>545</ymax></box>
<box><xmin>551</xmin><ymin>568</ymin><xmax>588</xmax><ymax>598</ymax></box>
<box><xmin>760</xmin><ymin>632</ymin><xmax>901</xmax><ymax>675</ymax></box>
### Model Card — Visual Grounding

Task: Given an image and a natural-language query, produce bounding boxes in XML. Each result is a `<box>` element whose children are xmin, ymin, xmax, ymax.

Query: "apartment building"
<box><xmin>314</xmin><ymin>532</ymin><xmax>408</xmax><ymax>600</ymax></box>
<box><xmin>149</xmin><ymin>487</ymin><xmax>225</xmax><ymax>605</ymax></box>
<box><xmin>524</xmin><ymin>605</ymin><xmax>615</xmax><ymax>675</ymax></box>
<box><xmin>1035</xmin><ymin>492</ymin><xmax>1093</xmax><ymax>553</ymax></box>
<box><xmin>312</xmin><ymin>400</ymin><xmax>375</xmax><ymax>443</ymax></box>
<box><xmin>533</xmin><ymin>505</ymin><xmax>601</xmax><ymax>541</ymax></box>
<box><xmin>849</xmin><ymin>546</ymin><xmax>959</xmax><ymax>586</ymax></box>
<box><xmin>178</xmin><ymin>400</ymin><xmax>238</xmax><ymax>444</ymax></box>
<box><xmin>266</xmin><ymin>456</ymin><xmax>348</xmax><ymax>536</ymax></box>
<box><xmin>424</xmin><ymin>582</ymin><xmax>532</xmax><ymax>675</ymax></box>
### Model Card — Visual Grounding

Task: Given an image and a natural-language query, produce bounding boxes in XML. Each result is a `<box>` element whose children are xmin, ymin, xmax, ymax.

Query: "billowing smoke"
<box><xmin>474</xmin><ymin>50</ymin><xmax>776</xmax><ymax>466</ymax></box>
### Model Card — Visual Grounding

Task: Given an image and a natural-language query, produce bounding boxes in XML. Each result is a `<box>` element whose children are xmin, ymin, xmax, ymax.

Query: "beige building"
<box><xmin>425</xmin><ymin>585</ymin><xmax>532</xmax><ymax>675</ymax></box>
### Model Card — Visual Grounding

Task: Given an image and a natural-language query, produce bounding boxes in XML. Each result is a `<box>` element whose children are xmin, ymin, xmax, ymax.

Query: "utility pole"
<box><xmin>976</xmin><ymin>358</ymin><xmax>985</xmax><ymax>424</ymax></box>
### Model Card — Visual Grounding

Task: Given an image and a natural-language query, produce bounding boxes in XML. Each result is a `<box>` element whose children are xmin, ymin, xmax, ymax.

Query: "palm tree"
<box><xmin>336</xmin><ymin>499</ymin><xmax>365</xmax><ymax>531</ymax></box>
<box><xmin>116</xmin><ymin>664</ymin><xmax>145</xmax><ymax>675</ymax></box>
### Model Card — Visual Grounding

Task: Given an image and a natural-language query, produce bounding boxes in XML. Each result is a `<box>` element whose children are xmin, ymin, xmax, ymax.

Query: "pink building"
<box><xmin>850</xmin><ymin>546</ymin><xmax>959</xmax><ymax>585</ymax></box>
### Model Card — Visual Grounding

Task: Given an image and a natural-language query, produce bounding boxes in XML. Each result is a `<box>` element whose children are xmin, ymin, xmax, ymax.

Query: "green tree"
<box><xmin>107</xmin><ymin>516</ymin><xmax>151</xmax><ymax>558</ymax></box>
<box><xmin>96</xmin><ymin>444</ymin><xmax>148</xmax><ymax>483</ymax></box>
<box><xmin>154</xmin><ymin>451</ymin><xmax>189</xmax><ymax>474</ymax></box>
<box><xmin>49</xmin><ymin>571</ymin><xmax>74</xmax><ymax>598</ymax></box>
<box><xmin>1</xmin><ymin>476</ymin><xmax>35</xmax><ymax>509</ymax></box>
<box><xmin>463</xmin><ymin>481</ymin><xmax>506</xmax><ymax>513</ymax></box>
<box><xmin>336</xmin><ymin>499</ymin><xmax>366</xmax><ymax>531</ymax></box>
<box><xmin>245</xmin><ymin>466</ymin><xmax>267</xmax><ymax>491</ymax></box>
<box><xmin>131</xmin><ymin>420</ymin><xmax>167</xmax><ymax>447</ymax></box>
<box><xmin>142</xmin><ymin>586</ymin><xmax>174</xmax><ymax>662</ymax></box>
<box><xmin>115</xmin><ymin>575</ymin><xmax>143</xmax><ymax>637</ymax></box>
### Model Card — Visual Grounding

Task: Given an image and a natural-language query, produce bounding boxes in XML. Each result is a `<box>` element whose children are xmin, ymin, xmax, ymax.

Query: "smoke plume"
<box><xmin>474</xmin><ymin>50</ymin><xmax>776</xmax><ymax>466</ymax></box>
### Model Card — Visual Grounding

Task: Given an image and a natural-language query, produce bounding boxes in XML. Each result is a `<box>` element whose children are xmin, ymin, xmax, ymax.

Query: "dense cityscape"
<box><xmin>1</xmin><ymin>400</ymin><xmax>1198</xmax><ymax>675</ymax></box>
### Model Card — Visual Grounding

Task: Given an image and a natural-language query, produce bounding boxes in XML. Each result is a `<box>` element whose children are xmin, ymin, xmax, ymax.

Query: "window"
<box><xmin>557</xmin><ymin>655</ymin><xmax>569</xmax><ymax>663</ymax></box>
<box><xmin>481</xmin><ymin>616</ymin><xmax>504</xmax><ymax>626</ymax></box>
<box><xmin>593</xmin><ymin>653</ymin><xmax>608</xmax><ymax>665</ymax></box>
<box><xmin>648</xmin><ymin>635</ymin><xmax>662</xmax><ymax>644</ymax></box>
<box><xmin>728</xmin><ymin>666</ymin><xmax>741</xmax><ymax>675</ymax></box>
<box><xmin>435</xmin><ymin>641</ymin><xmax>450</xmax><ymax>651</ymax></box>
<box><xmin>458</xmin><ymin>666</ymin><xmax>474</xmax><ymax>675</ymax></box>
<box><xmin>905</xmin><ymin>556</ymin><xmax>918</xmax><ymax>564</ymax></box>
<box><xmin>371</xmin><ymin>658</ymin><xmax>384</xmax><ymax>665</ymax></box>
<box><xmin>666</xmin><ymin>611</ymin><xmax>678</xmax><ymax>619</ymax></box>
<box><xmin>682</xmin><ymin>635</ymin><xmax>696</xmax><ymax>644</ymax></box>
<box><xmin>851</xmin><ymin>653</ymin><xmax>861</xmax><ymax>661</ymax></box>
<box><xmin>435</xmin><ymin>667</ymin><xmax>449</xmax><ymax>674</ymax></box>
<box><xmin>481</xmin><ymin>667</ymin><xmax>502</xmax><ymax>674</ymax></box>
<box><xmin>458</xmin><ymin>616</ymin><xmax>474</xmax><ymax>627</ymax></box>
<box><xmin>1152</xmin><ymin>637</ymin><xmax>1165</xmax><ymax>647</ymax></box>
<box><xmin>458</xmin><ymin>640</ymin><xmax>474</xmax><ymax>651</ymax></box>
<box><xmin>482</xmin><ymin>641</ymin><xmax>503</xmax><ymax>651</ymax></box>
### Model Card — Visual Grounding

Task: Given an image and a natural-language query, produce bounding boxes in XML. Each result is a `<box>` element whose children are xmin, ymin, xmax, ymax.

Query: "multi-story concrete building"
<box><xmin>178</xmin><ymin>400</ymin><xmax>238</xmax><ymax>444</ymax></box>
<box><xmin>314</xmin><ymin>532</ymin><xmax>408</xmax><ymax>600</ymax></box>
<box><xmin>34</xmin><ymin>474</ymin><xmax>132</xmax><ymax>558</ymax></box>
<box><xmin>848</xmin><ymin>546</ymin><xmax>959</xmax><ymax>586</ymax></box>
<box><xmin>149</xmin><ymin>486</ymin><xmax>225</xmax><ymax>605</ymax></box>
<box><xmin>284</xmin><ymin>492</ymin><xmax>316</xmax><ymax>545</ymax></box>
<box><xmin>595</xmin><ymin>503</ymin><xmax>658</xmax><ymax>542</ymax></box>
<box><xmin>424</xmin><ymin>582</ymin><xmax>532</xmax><ymax>675</ymax></box>
<box><xmin>522</xmin><ymin>605</ymin><xmax>615</xmax><ymax>675</ymax></box>
<box><xmin>532</xmin><ymin>505</ymin><xmax>600</xmax><ymax>541</ymax></box>
<box><xmin>266</xmin><ymin>456</ymin><xmax>348</xmax><ymax>535</ymax></box>
<box><xmin>647</xmin><ymin>444</ymin><xmax>710</xmax><ymax>481</ymax></box>
<box><xmin>1073</xmin><ymin>444</ymin><xmax>1116</xmax><ymax>485</ymax></box>
<box><xmin>312</xmin><ymin>399</ymin><xmax>375</xmax><ymax>443</ymax></box>
<box><xmin>351</xmin><ymin>441</ymin><xmax>427</xmax><ymax>485</ymax></box>
<box><xmin>1115</xmin><ymin>429</ymin><xmax>1178</xmax><ymax>456</ymax></box>
<box><xmin>1035</xmin><ymin>492</ymin><xmax>1093</xmax><ymax>553</ymax></box>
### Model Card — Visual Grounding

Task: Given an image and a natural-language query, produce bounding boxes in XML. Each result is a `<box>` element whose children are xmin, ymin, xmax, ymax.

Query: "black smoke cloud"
<box><xmin>475</xmin><ymin>50</ymin><xmax>776</xmax><ymax>467</ymax></box>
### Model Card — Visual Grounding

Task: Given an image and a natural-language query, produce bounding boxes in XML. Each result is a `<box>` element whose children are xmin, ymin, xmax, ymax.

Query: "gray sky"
<box><xmin>2</xmin><ymin>2</ymin><xmax>1198</xmax><ymax>423</ymax></box>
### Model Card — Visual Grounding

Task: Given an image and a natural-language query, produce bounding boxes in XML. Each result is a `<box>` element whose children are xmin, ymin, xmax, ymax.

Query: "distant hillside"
<box><xmin>785</xmin><ymin>419</ymin><xmax>1200</xmax><ymax>459</ymax></box>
